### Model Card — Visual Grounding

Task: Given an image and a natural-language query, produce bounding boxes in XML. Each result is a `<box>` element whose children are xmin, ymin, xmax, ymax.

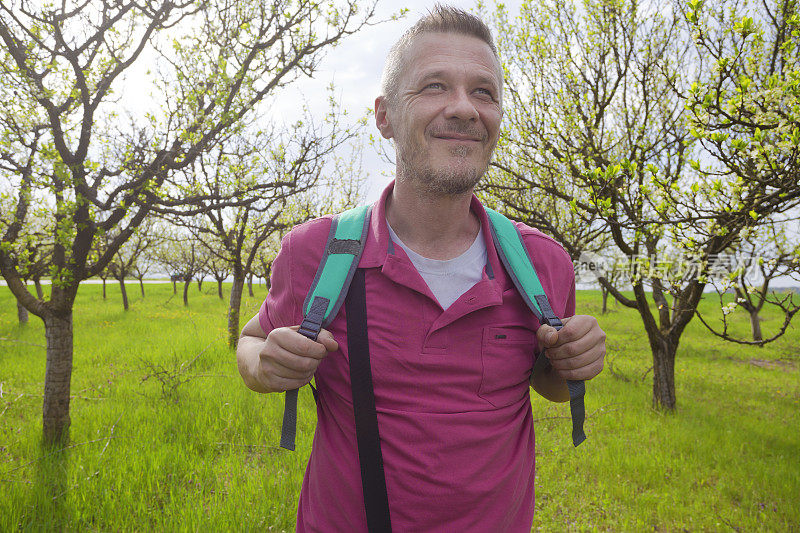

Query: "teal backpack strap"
<box><xmin>279</xmin><ymin>204</ymin><xmax>372</xmax><ymax>451</ymax></box>
<box><xmin>485</xmin><ymin>207</ymin><xmax>587</xmax><ymax>447</ymax></box>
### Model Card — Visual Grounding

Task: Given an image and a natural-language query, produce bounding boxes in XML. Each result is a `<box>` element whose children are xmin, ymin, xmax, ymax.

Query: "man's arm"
<box><xmin>236</xmin><ymin>313</ymin><xmax>338</xmax><ymax>394</ymax></box>
<box><xmin>530</xmin><ymin>315</ymin><xmax>606</xmax><ymax>402</ymax></box>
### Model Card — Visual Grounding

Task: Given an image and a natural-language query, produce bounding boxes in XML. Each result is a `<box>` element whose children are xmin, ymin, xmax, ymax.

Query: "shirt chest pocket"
<box><xmin>479</xmin><ymin>326</ymin><xmax>537</xmax><ymax>408</ymax></box>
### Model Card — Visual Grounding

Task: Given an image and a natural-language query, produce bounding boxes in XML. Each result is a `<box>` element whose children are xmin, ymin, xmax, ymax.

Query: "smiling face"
<box><xmin>375</xmin><ymin>32</ymin><xmax>503</xmax><ymax>196</ymax></box>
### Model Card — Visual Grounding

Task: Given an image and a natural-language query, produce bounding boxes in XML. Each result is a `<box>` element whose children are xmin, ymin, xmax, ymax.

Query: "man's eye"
<box><xmin>424</xmin><ymin>82</ymin><xmax>444</xmax><ymax>90</ymax></box>
<box><xmin>475</xmin><ymin>88</ymin><xmax>494</xmax><ymax>98</ymax></box>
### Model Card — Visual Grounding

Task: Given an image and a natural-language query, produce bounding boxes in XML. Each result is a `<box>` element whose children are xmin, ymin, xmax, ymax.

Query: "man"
<box><xmin>237</xmin><ymin>5</ymin><xmax>605</xmax><ymax>531</ymax></box>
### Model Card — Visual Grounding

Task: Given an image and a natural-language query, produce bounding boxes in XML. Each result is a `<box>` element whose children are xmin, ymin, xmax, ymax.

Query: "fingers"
<box><xmin>536</xmin><ymin>316</ymin><xmax>596</xmax><ymax>348</ymax></box>
<box><xmin>554</xmin><ymin>315</ymin><xmax>595</xmax><ymax>343</ymax></box>
<box><xmin>280</xmin><ymin>326</ymin><xmax>335</xmax><ymax>359</ymax></box>
<box><xmin>316</xmin><ymin>329</ymin><xmax>340</xmax><ymax>352</ymax></box>
<box><xmin>541</xmin><ymin>315</ymin><xmax>606</xmax><ymax>381</ymax></box>
<box><xmin>263</xmin><ymin>340</ymin><xmax>319</xmax><ymax>377</ymax></box>
<box><xmin>257</xmin><ymin>326</ymin><xmax>339</xmax><ymax>392</ymax></box>
<box><xmin>537</xmin><ymin>324</ymin><xmax>559</xmax><ymax>348</ymax></box>
<box><xmin>546</xmin><ymin>336</ymin><xmax>606</xmax><ymax>381</ymax></box>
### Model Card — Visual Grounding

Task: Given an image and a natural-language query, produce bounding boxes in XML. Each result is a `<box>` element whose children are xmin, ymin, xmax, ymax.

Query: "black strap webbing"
<box><xmin>567</xmin><ymin>379</ymin><xmax>586</xmax><ymax>446</ymax></box>
<box><xmin>536</xmin><ymin>306</ymin><xmax>587</xmax><ymax>448</ymax></box>
<box><xmin>279</xmin><ymin>389</ymin><xmax>299</xmax><ymax>451</ymax></box>
<box><xmin>280</xmin><ymin>296</ymin><xmax>328</xmax><ymax>451</ymax></box>
<box><xmin>345</xmin><ymin>269</ymin><xmax>392</xmax><ymax>533</ymax></box>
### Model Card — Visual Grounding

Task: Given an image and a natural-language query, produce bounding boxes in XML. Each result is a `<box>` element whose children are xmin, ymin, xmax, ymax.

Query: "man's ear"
<box><xmin>374</xmin><ymin>96</ymin><xmax>394</xmax><ymax>140</ymax></box>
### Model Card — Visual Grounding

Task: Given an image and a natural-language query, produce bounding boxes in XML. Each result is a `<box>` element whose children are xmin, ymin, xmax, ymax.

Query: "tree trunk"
<box><xmin>228</xmin><ymin>273</ymin><xmax>245</xmax><ymax>348</ymax></box>
<box><xmin>217</xmin><ymin>279</ymin><xmax>224</xmax><ymax>300</ymax></box>
<box><xmin>34</xmin><ymin>278</ymin><xmax>44</xmax><ymax>299</ymax></box>
<box><xmin>42</xmin><ymin>312</ymin><xmax>74</xmax><ymax>445</ymax></box>
<box><xmin>601</xmin><ymin>286</ymin><xmax>609</xmax><ymax>314</ymax></box>
<box><xmin>652</xmin><ymin>336</ymin><xmax>678</xmax><ymax>411</ymax></box>
<box><xmin>197</xmin><ymin>278</ymin><xmax>203</xmax><ymax>291</ymax></box>
<box><xmin>139</xmin><ymin>278</ymin><xmax>145</xmax><ymax>297</ymax></box>
<box><xmin>102</xmin><ymin>277</ymin><xmax>107</xmax><ymax>299</ymax></box>
<box><xmin>172</xmin><ymin>280</ymin><xmax>177</xmax><ymax>294</ymax></box>
<box><xmin>183</xmin><ymin>278</ymin><xmax>191</xmax><ymax>306</ymax></box>
<box><xmin>17</xmin><ymin>299</ymin><xmax>29</xmax><ymax>324</ymax></box>
<box><xmin>247</xmin><ymin>273</ymin><xmax>254</xmax><ymax>297</ymax></box>
<box><xmin>749</xmin><ymin>309</ymin><xmax>763</xmax><ymax>341</ymax></box>
<box><xmin>118</xmin><ymin>278</ymin><xmax>129</xmax><ymax>311</ymax></box>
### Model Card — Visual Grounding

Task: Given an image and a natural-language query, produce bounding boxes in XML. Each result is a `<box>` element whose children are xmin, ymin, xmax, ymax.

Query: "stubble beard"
<box><xmin>396</xmin><ymin>143</ymin><xmax>492</xmax><ymax>196</ymax></box>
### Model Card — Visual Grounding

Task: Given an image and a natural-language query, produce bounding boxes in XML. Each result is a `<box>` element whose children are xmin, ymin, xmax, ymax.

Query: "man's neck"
<box><xmin>386</xmin><ymin>178</ymin><xmax>481</xmax><ymax>260</ymax></box>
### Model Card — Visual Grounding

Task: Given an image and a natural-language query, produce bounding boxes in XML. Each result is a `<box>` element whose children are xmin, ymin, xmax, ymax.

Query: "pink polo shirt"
<box><xmin>259</xmin><ymin>182</ymin><xmax>576</xmax><ymax>532</ymax></box>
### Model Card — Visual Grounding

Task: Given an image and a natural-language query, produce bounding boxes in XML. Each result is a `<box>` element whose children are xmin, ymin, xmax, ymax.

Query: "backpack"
<box><xmin>278</xmin><ymin>204</ymin><xmax>587</xmax><ymax>531</ymax></box>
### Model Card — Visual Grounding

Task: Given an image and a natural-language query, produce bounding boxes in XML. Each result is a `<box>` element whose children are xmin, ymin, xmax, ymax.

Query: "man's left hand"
<box><xmin>536</xmin><ymin>315</ymin><xmax>605</xmax><ymax>382</ymax></box>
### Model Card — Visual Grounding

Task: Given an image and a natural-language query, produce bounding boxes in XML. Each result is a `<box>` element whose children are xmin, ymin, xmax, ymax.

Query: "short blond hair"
<box><xmin>380</xmin><ymin>4</ymin><xmax>502</xmax><ymax>103</ymax></box>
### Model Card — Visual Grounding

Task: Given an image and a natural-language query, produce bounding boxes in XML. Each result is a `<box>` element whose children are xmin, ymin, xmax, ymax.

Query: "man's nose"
<box><xmin>443</xmin><ymin>87</ymin><xmax>479</xmax><ymax>121</ymax></box>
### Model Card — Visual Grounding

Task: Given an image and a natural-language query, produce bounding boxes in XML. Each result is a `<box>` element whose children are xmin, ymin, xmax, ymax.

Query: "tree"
<box><xmin>106</xmin><ymin>225</ymin><xmax>158</xmax><ymax>310</ymax></box>
<box><xmin>697</xmin><ymin>214</ymin><xmax>800</xmax><ymax>342</ymax></box>
<box><xmin>165</xmin><ymin>113</ymin><xmax>366</xmax><ymax>347</ymax></box>
<box><xmin>682</xmin><ymin>0</ymin><xmax>800</xmax><ymax>339</ymax></box>
<box><xmin>130</xmin><ymin>223</ymin><xmax>162</xmax><ymax>298</ymax></box>
<box><xmin>254</xmin><ymin>232</ymin><xmax>284</xmax><ymax>292</ymax></box>
<box><xmin>156</xmin><ymin>232</ymin><xmax>206</xmax><ymax>307</ymax></box>
<box><xmin>203</xmin><ymin>251</ymin><xmax>230</xmax><ymax>300</ymax></box>
<box><xmin>485</xmin><ymin>0</ymin><xmax>800</xmax><ymax>410</ymax></box>
<box><xmin>0</xmin><ymin>0</ymin><xmax>381</xmax><ymax>444</ymax></box>
<box><xmin>684</xmin><ymin>0</ymin><xmax>799</xmax><ymax>208</ymax></box>
<box><xmin>1</xmin><ymin>215</ymin><xmax>52</xmax><ymax>323</ymax></box>
<box><xmin>598</xmin><ymin>256</ymin><xmax>628</xmax><ymax>314</ymax></box>
<box><xmin>574</xmin><ymin>249</ymin><xmax>630</xmax><ymax>313</ymax></box>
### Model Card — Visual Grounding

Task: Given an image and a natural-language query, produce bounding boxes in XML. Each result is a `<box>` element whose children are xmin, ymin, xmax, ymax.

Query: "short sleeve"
<box><xmin>258</xmin><ymin>231</ymin><xmax>300</xmax><ymax>334</ymax></box>
<box><xmin>563</xmin><ymin>275</ymin><xmax>576</xmax><ymax>319</ymax></box>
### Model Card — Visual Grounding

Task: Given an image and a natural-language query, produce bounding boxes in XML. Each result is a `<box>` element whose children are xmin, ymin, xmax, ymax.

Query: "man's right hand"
<box><xmin>237</xmin><ymin>314</ymin><xmax>339</xmax><ymax>393</ymax></box>
<box><xmin>259</xmin><ymin>325</ymin><xmax>339</xmax><ymax>392</ymax></box>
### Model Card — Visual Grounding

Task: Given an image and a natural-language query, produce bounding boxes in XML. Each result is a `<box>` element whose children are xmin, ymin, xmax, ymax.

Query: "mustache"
<box><xmin>428</xmin><ymin>123</ymin><xmax>487</xmax><ymax>141</ymax></box>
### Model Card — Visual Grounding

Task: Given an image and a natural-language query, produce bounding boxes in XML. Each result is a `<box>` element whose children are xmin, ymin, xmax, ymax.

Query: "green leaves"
<box><xmin>733</xmin><ymin>16</ymin><xmax>755</xmax><ymax>38</ymax></box>
<box><xmin>738</xmin><ymin>75</ymin><xmax>752</xmax><ymax>92</ymax></box>
<box><xmin>687</xmin><ymin>0</ymin><xmax>705</xmax><ymax>23</ymax></box>
<box><xmin>731</xmin><ymin>138</ymin><xmax>748</xmax><ymax>151</ymax></box>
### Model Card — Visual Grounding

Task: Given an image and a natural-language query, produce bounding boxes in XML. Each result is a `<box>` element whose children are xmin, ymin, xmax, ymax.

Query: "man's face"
<box><xmin>375</xmin><ymin>32</ymin><xmax>503</xmax><ymax>196</ymax></box>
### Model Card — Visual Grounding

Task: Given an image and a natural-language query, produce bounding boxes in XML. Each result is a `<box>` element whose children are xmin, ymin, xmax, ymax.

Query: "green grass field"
<box><xmin>1</xmin><ymin>282</ymin><xmax>798</xmax><ymax>531</ymax></box>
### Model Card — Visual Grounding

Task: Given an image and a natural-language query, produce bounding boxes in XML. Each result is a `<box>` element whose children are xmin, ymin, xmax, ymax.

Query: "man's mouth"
<box><xmin>432</xmin><ymin>133</ymin><xmax>483</xmax><ymax>142</ymax></box>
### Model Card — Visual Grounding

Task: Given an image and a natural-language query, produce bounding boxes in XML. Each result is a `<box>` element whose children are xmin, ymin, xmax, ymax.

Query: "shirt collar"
<box><xmin>358</xmin><ymin>180</ymin><xmax>506</xmax><ymax>287</ymax></box>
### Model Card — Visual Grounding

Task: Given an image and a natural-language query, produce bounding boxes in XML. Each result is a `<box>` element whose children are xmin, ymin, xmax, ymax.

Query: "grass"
<box><xmin>1</xmin><ymin>282</ymin><xmax>798</xmax><ymax>531</ymax></box>
<box><xmin>530</xmin><ymin>295</ymin><xmax>799</xmax><ymax>532</ymax></box>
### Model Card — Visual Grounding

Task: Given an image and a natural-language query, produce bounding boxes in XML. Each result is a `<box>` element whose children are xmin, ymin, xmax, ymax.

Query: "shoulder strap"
<box><xmin>484</xmin><ymin>207</ymin><xmax>587</xmax><ymax>447</ymax></box>
<box><xmin>301</xmin><ymin>205</ymin><xmax>373</xmax><ymax>331</ymax></box>
<box><xmin>279</xmin><ymin>205</ymin><xmax>372</xmax><ymax>451</ymax></box>
<box><xmin>347</xmin><ymin>268</ymin><xmax>393</xmax><ymax>532</ymax></box>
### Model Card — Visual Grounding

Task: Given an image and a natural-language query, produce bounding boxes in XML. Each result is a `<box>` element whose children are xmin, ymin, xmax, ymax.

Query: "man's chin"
<box><xmin>397</xmin><ymin>150</ymin><xmax>490</xmax><ymax>195</ymax></box>
<box><xmin>419</xmin><ymin>164</ymin><xmax>486</xmax><ymax>196</ymax></box>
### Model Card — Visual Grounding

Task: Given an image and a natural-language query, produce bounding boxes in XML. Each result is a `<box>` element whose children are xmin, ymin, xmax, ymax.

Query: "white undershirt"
<box><xmin>386</xmin><ymin>220</ymin><xmax>487</xmax><ymax>310</ymax></box>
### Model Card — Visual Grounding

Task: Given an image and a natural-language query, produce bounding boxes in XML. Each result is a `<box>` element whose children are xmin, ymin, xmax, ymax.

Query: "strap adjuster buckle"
<box><xmin>298</xmin><ymin>296</ymin><xmax>329</xmax><ymax>341</ymax></box>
